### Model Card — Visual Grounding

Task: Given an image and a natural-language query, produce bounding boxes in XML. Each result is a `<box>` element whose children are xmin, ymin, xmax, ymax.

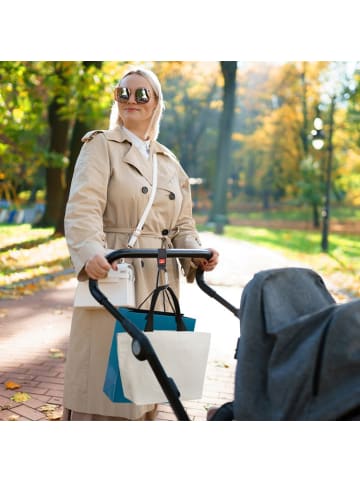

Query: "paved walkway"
<box><xmin>0</xmin><ymin>232</ymin><xmax>345</xmax><ymax>421</ymax></box>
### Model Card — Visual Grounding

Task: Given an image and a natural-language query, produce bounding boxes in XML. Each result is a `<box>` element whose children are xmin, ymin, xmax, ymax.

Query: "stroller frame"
<box><xmin>89</xmin><ymin>248</ymin><xmax>240</xmax><ymax>421</ymax></box>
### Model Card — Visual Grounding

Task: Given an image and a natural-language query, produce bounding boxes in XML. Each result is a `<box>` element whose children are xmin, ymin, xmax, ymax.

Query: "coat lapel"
<box><xmin>104</xmin><ymin>125</ymin><xmax>177</xmax><ymax>187</ymax></box>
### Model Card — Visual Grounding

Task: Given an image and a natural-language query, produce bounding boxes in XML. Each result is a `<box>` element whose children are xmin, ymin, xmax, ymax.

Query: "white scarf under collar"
<box><xmin>123</xmin><ymin>126</ymin><xmax>151</xmax><ymax>159</ymax></box>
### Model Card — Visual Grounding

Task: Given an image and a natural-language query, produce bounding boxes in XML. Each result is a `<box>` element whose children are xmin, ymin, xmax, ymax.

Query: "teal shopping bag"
<box><xmin>103</xmin><ymin>287</ymin><xmax>196</xmax><ymax>403</ymax></box>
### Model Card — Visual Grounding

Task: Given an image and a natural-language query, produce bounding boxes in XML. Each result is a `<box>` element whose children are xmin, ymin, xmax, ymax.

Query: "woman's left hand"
<box><xmin>193</xmin><ymin>248</ymin><xmax>219</xmax><ymax>272</ymax></box>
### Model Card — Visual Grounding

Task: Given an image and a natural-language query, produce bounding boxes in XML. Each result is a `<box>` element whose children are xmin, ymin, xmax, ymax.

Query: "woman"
<box><xmin>63</xmin><ymin>67</ymin><xmax>219</xmax><ymax>420</ymax></box>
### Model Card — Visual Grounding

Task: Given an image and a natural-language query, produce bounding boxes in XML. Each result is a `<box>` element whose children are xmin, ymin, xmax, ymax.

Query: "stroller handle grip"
<box><xmin>105</xmin><ymin>248</ymin><xmax>212</xmax><ymax>264</ymax></box>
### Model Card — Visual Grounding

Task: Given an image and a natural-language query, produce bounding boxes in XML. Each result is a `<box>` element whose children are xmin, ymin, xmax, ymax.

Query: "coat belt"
<box><xmin>103</xmin><ymin>226</ymin><xmax>179</xmax><ymax>239</ymax></box>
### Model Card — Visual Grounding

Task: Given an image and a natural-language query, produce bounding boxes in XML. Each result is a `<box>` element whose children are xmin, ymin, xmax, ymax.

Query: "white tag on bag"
<box><xmin>74</xmin><ymin>263</ymin><xmax>135</xmax><ymax>309</ymax></box>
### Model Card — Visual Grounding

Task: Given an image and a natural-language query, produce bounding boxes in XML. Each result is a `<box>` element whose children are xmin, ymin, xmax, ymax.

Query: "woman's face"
<box><xmin>116</xmin><ymin>73</ymin><xmax>157</xmax><ymax>134</ymax></box>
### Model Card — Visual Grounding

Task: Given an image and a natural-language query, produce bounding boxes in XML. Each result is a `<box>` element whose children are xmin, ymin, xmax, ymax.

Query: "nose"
<box><xmin>127</xmin><ymin>91</ymin><xmax>137</xmax><ymax>103</ymax></box>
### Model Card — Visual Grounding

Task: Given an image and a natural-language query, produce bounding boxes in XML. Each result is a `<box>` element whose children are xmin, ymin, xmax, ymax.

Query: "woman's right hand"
<box><xmin>84</xmin><ymin>254</ymin><xmax>118</xmax><ymax>280</ymax></box>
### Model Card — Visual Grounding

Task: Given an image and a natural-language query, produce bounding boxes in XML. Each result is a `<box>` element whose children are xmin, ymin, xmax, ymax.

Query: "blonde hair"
<box><xmin>109</xmin><ymin>67</ymin><xmax>165</xmax><ymax>141</ymax></box>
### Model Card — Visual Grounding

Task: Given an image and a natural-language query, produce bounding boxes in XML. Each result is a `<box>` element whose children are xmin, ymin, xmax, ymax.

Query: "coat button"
<box><xmin>169</xmin><ymin>192</ymin><xmax>175</xmax><ymax>200</ymax></box>
<box><xmin>162</xmin><ymin>229</ymin><xmax>169</xmax><ymax>236</ymax></box>
<box><xmin>141</xmin><ymin>186</ymin><xmax>148</xmax><ymax>194</ymax></box>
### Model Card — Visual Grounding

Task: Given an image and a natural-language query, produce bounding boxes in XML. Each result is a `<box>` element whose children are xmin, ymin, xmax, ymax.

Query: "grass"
<box><xmin>223</xmin><ymin>224</ymin><xmax>360</xmax><ymax>298</ymax></box>
<box><xmin>227</xmin><ymin>204</ymin><xmax>360</xmax><ymax>222</ymax></box>
<box><xmin>225</xmin><ymin>225</ymin><xmax>360</xmax><ymax>262</ymax></box>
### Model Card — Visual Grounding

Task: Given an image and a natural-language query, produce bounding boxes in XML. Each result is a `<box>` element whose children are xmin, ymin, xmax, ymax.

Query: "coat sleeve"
<box><xmin>64</xmin><ymin>133</ymin><xmax>111</xmax><ymax>280</ymax></box>
<box><xmin>171</xmin><ymin>168</ymin><xmax>202</xmax><ymax>283</ymax></box>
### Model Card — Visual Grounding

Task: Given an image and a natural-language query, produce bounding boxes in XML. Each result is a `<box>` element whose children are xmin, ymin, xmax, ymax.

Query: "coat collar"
<box><xmin>103</xmin><ymin>125</ymin><xmax>170</xmax><ymax>157</ymax></box>
<box><xmin>103</xmin><ymin>126</ymin><xmax>175</xmax><ymax>185</ymax></box>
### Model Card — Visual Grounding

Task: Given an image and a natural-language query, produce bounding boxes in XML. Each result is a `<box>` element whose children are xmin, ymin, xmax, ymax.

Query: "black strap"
<box><xmin>144</xmin><ymin>285</ymin><xmax>187</xmax><ymax>332</ymax></box>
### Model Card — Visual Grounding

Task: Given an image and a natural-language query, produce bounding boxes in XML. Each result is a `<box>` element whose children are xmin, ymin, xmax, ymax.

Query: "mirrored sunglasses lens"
<box><xmin>118</xmin><ymin>87</ymin><xmax>130</xmax><ymax>102</ymax></box>
<box><xmin>135</xmin><ymin>88</ymin><xmax>150</xmax><ymax>103</ymax></box>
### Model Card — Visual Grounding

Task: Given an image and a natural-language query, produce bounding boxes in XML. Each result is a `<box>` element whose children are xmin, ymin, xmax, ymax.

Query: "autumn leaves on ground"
<box><xmin>0</xmin><ymin>226</ymin><xmax>71</xmax><ymax>420</ymax></box>
<box><xmin>0</xmin><ymin>225</ymin><xmax>72</xmax><ymax>300</ymax></box>
<box><xmin>2</xmin><ymin>353</ymin><xmax>65</xmax><ymax>421</ymax></box>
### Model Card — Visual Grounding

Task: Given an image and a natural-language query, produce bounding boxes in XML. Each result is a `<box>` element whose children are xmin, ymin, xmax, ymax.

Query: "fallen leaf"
<box><xmin>39</xmin><ymin>404</ymin><xmax>59</xmax><ymax>413</ymax></box>
<box><xmin>11</xmin><ymin>392</ymin><xmax>31</xmax><ymax>402</ymax></box>
<box><xmin>39</xmin><ymin>403</ymin><xmax>63</xmax><ymax>420</ymax></box>
<box><xmin>5</xmin><ymin>380</ymin><xmax>21</xmax><ymax>390</ymax></box>
<box><xmin>214</xmin><ymin>361</ymin><xmax>230</xmax><ymax>368</ymax></box>
<box><xmin>0</xmin><ymin>403</ymin><xmax>13</xmax><ymax>411</ymax></box>
<box><xmin>48</xmin><ymin>348</ymin><xmax>65</xmax><ymax>359</ymax></box>
<box><xmin>46</xmin><ymin>409</ymin><xmax>63</xmax><ymax>421</ymax></box>
<box><xmin>7</xmin><ymin>415</ymin><xmax>20</xmax><ymax>421</ymax></box>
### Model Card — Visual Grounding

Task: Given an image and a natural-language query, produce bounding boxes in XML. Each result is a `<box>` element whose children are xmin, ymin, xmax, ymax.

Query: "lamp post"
<box><xmin>311</xmin><ymin>99</ymin><xmax>335</xmax><ymax>252</ymax></box>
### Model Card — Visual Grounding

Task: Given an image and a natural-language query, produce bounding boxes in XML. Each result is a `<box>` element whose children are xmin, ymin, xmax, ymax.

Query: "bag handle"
<box><xmin>144</xmin><ymin>285</ymin><xmax>187</xmax><ymax>332</ymax></box>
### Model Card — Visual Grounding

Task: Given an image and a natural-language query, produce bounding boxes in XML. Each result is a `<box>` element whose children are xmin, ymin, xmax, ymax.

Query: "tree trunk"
<box><xmin>209</xmin><ymin>61</ymin><xmax>237</xmax><ymax>233</ymax></box>
<box><xmin>36</xmin><ymin>63</ymin><xmax>71</xmax><ymax>232</ymax></box>
<box><xmin>37</xmin><ymin>94</ymin><xmax>70</xmax><ymax>230</ymax></box>
<box><xmin>312</xmin><ymin>202</ymin><xmax>320</xmax><ymax>228</ymax></box>
<box><xmin>55</xmin><ymin>61</ymin><xmax>103</xmax><ymax>235</ymax></box>
<box><xmin>299</xmin><ymin>62</ymin><xmax>321</xmax><ymax>228</ymax></box>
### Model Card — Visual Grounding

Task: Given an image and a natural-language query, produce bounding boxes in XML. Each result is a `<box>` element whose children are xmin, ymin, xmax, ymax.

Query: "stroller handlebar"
<box><xmin>92</xmin><ymin>248</ymin><xmax>239</xmax><ymax>318</ymax></box>
<box><xmin>105</xmin><ymin>248</ymin><xmax>212</xmax><ymax>264</ymax></box>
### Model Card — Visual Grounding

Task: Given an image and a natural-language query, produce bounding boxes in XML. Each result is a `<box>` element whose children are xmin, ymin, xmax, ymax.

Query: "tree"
<box><xmin>43</xmin><ymin>60</ymin><xmax>122</xmax><ymax>234</ymax></box>
<box><xmin>55</xmin><ymin>60</ymin><xmax>104</xmax><ymax>235</ymax></box>
<box><xmin>0</xmin><ymin>61</ymin><xmax>48</xmax><ymax>204</ymax></box>
<box><xmin>209</xmin><ymin>61</ymin><xmax>237</xmax><ymax>233</ymax></box>
<box><xmin>155</xmin><ymin>61</ymin><xmax>221</xmax><ymax>178</ymax></box>
<box><xmin>38</xmin><ymin>62</ymin><xmax>74</xmax><ymax>229</ymax></box>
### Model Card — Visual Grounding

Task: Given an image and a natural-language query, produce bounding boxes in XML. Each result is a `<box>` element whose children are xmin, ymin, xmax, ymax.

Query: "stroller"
<box><xmin>90</xmin><ymin>248</ymin><xmax>360</xmax><ymax>421</ymax></box>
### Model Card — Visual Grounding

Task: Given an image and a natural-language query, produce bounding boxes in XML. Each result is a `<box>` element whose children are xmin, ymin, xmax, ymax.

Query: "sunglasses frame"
<box><xmin>115</xmin><ymin>86</ymin><xmax>151</xmax><ymax>104</ymax></box>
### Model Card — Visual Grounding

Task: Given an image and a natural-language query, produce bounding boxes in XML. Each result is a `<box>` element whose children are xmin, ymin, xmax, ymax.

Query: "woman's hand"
<box><xmin>192</xmin><ymin>248</ymin><xmax>219</xmax><ymax>272</ymax></box>
<box><xmin>84</xmin><ymin>254</ymin><xmax>118</xmax><ymax>280</ymax></box>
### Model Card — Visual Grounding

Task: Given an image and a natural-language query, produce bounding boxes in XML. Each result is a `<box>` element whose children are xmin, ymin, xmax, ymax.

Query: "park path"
<box><xmin>0</xmin><ymin>232</ymin><xmax>344</xmax><ymax>421</ymax></box>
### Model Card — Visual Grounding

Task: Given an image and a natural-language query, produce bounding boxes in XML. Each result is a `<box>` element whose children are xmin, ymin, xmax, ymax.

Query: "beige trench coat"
<box><xmin>64</xmin><ymin>125</ymin><xmax>202</xmax><ymax>419</ymax></box>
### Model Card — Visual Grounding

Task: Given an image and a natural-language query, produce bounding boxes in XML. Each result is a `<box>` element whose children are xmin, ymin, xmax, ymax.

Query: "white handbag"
<box><xmin>74</xmin><ymin>262</ymin><xmax>135</xmax><ymax>309</ymax></box>
<box><xmin>74</xmin><ymin>151</ymin><xmax>158</xmax><ymax>309</ymax></box>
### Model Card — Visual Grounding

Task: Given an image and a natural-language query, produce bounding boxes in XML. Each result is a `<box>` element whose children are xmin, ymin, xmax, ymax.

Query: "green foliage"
<box><xmin>0</xmin><ymin>61</ymin><xmax>48</xmax><ymax>195</ymax></box>
<box><xmin>0</xmin><ymin>61</ymin><xmax>125</xmax><ymax>196</ymax></box>
<box><xmin>1</xmin><ymin>60</ymin><xmax>360</xmax><ymax>220</ymax></box>
<box><xmin>154</xmin><ymin>61</ymin><xmax>221</xmax><ymax>178</ymax></box>
<box><xmin>297</xmin><ymin>156</ymin><xmax>323</xmax><ymax>205</ymax></box>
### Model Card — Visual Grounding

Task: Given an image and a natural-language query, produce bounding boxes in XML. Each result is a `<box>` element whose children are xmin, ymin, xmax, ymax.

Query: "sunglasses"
<box><xmin>115</xmin><ymin>86</ymin><xmax>151</xmax><ymax>104</ymax></box>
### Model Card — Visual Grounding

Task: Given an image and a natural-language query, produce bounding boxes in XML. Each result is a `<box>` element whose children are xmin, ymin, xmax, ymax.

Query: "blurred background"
<box><xmin>1</xmin><ymin>60</ymin><xmax>359</xmax><ymax>234</ymax></box>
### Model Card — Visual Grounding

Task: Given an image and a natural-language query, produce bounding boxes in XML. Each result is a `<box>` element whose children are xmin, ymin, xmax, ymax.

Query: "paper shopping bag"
<box><xmin>103</xmin><ymin>306</ymin><xmax>197</xmax><ymax>403</ymax></box>
<box><xmin>117</xmin><ymin>330</ymin><xmax>211</xmax><ymax>405</ymax></box>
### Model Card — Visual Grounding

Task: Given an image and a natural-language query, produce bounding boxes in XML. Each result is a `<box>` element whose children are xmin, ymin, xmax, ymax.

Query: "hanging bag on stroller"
<box><xmin>116</xmin><ymin>284</ymin><xmax>211</xmax><ymax>405</ymax></box>
<box><xmin>102</xmin><ymin>254</ymin><xmax>211</xmax><ymax>405</ymax></box>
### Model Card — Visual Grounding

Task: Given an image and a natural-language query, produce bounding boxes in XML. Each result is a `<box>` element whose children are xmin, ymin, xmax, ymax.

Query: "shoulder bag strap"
<box><xmin>127</xmin><ymin>147</ymin><xmax>158</xmax><ymax>248</ymax></box>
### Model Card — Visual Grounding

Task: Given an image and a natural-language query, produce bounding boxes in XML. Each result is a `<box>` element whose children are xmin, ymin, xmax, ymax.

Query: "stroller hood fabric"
<box><xmin>233</xmin><ymin>267</ymin><xmax>360</xmax><ymax>420</ymax></box>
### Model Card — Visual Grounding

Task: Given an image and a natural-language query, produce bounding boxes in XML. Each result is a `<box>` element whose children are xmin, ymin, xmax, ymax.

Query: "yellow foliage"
<box><xmin>12</xmin><ymin>107</ymin><xmax>24</xmax><ymax>123</ymax></box>
<box><xmin>11</xmin><ymin>392</ymin><xmax>31</xmax><ymax>402</ymax></box>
